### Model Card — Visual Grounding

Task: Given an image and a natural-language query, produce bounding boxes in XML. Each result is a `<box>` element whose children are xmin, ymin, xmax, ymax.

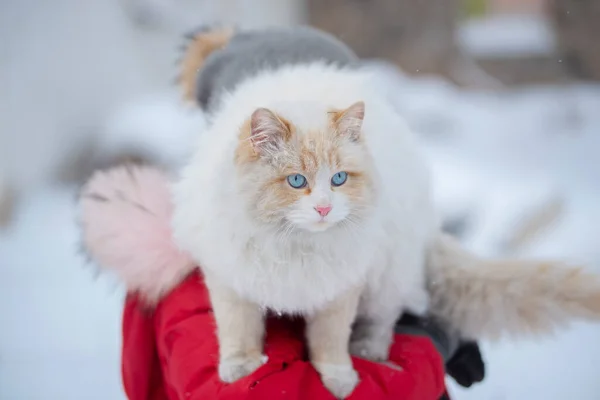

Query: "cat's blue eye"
<box><xmin>331</xmin><ymin>171</ymin><xmax>348</xmax><ymax>187</ymax></box>
<box><xmin>287</xmin><ymin>173</ymin><xmax>307</xmax><ymax>189</ymax></box>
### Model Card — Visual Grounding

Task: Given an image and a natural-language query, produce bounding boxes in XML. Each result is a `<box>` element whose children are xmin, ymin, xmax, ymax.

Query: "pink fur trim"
<box><xmin>79</xmin><ymin>165</ymin><xmax>195</xmax><ymax>304</ymax></box>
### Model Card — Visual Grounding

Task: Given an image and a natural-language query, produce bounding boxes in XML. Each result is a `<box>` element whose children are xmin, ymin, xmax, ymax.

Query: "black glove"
<box><xmin>445</xmin><ymin>340</ymin><xmax>485</xmax><ymax>388</ymax></box>
<box><xmin>395</xmin><ymin>313</ymin><xmax>485</xmax><ymax>388</ymax></box>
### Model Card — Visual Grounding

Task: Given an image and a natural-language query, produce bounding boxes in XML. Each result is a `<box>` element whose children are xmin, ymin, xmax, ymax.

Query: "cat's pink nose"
<box><xmin>315</xmin><ymin>205</ymin><xmax>332</xmax><ymax>217</ymax></box>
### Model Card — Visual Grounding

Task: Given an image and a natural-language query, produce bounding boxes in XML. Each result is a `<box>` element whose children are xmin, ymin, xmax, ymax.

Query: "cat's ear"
<box><xmin>250</xmin><ymin>108</ymin><xmax>292</xmax><ymax>155</ymax></box>
<box><xmin>331</xmin><ymin>101</ymin><xmax>365</xmax><ymax>142</ymax></box>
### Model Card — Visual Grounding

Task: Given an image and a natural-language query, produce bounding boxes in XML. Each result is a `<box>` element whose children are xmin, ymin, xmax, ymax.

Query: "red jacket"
<box><xmin>121</xmin><ymin>272</ymin><xmax>448</xmax><ymax>400</ymax></box>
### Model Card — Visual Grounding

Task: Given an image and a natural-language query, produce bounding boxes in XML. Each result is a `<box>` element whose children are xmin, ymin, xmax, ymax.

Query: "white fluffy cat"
<box><xmin>172</xmin><ymin>60</ymin><xmax>441</xmax><ymax>397</ymax></box>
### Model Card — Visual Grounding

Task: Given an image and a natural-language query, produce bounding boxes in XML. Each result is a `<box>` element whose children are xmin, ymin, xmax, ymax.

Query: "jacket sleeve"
<box><xmin>135</xmin><ymin>273</ymin><xmax>447</xmax><ymax>400</ymax></box>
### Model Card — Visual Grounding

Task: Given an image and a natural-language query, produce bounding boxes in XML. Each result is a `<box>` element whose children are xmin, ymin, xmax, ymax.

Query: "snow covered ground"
<box><xmin>0</xmin><ymin>185</ymin><xmax>125</xmax><ymax>400</ymax></box>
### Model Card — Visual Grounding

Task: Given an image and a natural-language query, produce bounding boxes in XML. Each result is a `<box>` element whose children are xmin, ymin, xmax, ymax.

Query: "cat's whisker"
<box><xmin>281</xmin><ymin>222</ymin><xmax>295</xmax><ymax>243</ymax></box>
<box><xmin>346</xmin><ymin>215</ymin><xmax>366</xmax><ymax>236</ymax></box>
<box><xmin>339</xmin><ymin>217</ymin><xmax>360</xmax><ymax>237</ymax></box>
<box><xmin>276</xmin><ymin>220</ymin><xmax>296</xmax><ymax>244</ymax></box>
<box><xmin>350</xmin><ymin>204</ymin><xmax>373</xmax><ymax>212</ymax></box>
<box><xmin>338</xmin><ymin>220</ymin><xmax>352</xmax><ymax>236</ymax></box>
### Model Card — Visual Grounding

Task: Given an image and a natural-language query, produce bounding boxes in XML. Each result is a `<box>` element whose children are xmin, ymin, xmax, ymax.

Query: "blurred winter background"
<box><xmin>1</xmin><ymin>0</ymin><xmax>599</xmax><ymax>398</ymax></box>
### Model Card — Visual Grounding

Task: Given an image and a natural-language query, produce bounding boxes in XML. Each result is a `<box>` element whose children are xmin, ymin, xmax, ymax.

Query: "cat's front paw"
<box><xmin>314</xmin><ymin>363</ymin><xmax>359</xmax><ymax>399</ymax></box>
<box><xmin>218</xmin><ymin>354</ymin><xmax>267</xmax><ymax>383</ymax></box>
<box><xmin>349</xmin><ymin>336</ymin><xmax>390</xmax><ymax>362</ymax></box>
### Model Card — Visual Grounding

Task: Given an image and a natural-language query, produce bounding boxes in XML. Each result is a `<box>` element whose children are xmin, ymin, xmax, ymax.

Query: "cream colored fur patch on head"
<box><xmin>234</xmin><ymin>102</ymin><xmax>376</xmax><ymax>232</ymax></box>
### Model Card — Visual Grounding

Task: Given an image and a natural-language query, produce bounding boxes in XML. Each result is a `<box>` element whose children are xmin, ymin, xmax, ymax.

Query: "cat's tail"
<box><xmin>178</xmin><ymin>25</ymin><xmax>235</xmax><ymax>103</ymax></box>
<box><xmin>426</xmin><ymin>232</ymin><xmax>600</xmax><ymax>341</ymax></box>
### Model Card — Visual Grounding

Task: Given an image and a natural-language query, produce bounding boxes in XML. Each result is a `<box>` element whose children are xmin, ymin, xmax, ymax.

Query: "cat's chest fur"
<box><xmin>200</xmin><ymin>223</ymin><xmax>385</xmax><ymax>314</ymax></box>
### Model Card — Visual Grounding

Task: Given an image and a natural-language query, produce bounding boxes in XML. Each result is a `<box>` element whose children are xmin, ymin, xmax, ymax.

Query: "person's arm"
<box><xmin>395</xmin><ymin>313</ymin><xmax>459</xmax><ymax>363</ymax></box>
<box><xmin>123</xmin><ymin>272</ymin><xmax>447</xmax><ymax>400</ymax></box>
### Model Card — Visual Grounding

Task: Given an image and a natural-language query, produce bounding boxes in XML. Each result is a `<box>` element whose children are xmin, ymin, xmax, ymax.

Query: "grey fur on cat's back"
<box><xmin>196</xmin><ymin>26</ymin><xmax>359</xmax><ymax>113</ymax></box>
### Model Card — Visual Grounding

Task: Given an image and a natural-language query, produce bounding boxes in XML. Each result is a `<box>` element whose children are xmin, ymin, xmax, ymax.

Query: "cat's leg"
<box><xmin>350</xmin><ymin>311</ymin><xmax>398</xmax><ymax>362</ymax></box>
<box><xmin>306</xmin><ymin>287</ymin><xmax>361</xmax><ymax>399</ymax></box>
<box><xmin>352</xmin><ymin>265</ymin><xmax>429</xmax><ymax>362</ymax></box>
<box><xmin>205</xmin><ymin>277</ymin><xmax>266</xmax><ymax>383</ymax></box>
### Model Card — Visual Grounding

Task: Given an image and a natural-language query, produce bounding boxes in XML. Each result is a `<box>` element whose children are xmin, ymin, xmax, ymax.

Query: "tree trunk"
<box><xmin>548</xmin><ymin>0</ymin><xmax>600</xmax><ymax>81</ymax></box>
<box><xmin>307</xmin><ymin>0</ymin><xmax>500</xmax><ymax>88</ymax></box>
